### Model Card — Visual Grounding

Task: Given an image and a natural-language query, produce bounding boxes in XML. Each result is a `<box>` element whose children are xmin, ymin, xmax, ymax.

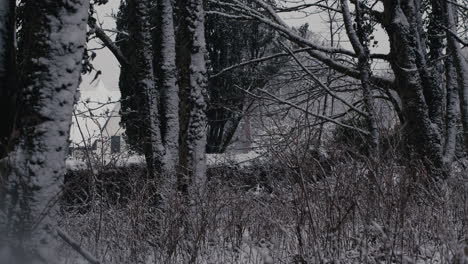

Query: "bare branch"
<box><xmin>214</xmin><ymin>0</ymin><xmax>357</xmax><ymax>56</ymax></box>
<box><xmin>88</xmin><ymin>18</ymin><xmax>130</xmax><ymax>67</ymax></box>
<box><xmin>210</xmin><ymin>0</ymin><xmax>393</xmax><ymax>88</ymax></box>
<box><xmin>256</xmin><ymin>87</ymin><xmax>371</xmax><ymax>135</ymax></box>
<box><xmin>234</xmin><ymin>84</ymin><xmax>370</xmax><ymax>135</ymax></box>
<box><xmin>341</xmin><ymin>0</ymin><xmax>365</xmax><ymax>55</ymax></box>
<box><xmin>210</xmin><ymin>47</ymin><xmax>315</xmax><ymax>78</ymax></box>
<box><xmin>445</xmin><ymin>0</ymin><xmax>468</xmax><ymax>12</ymax></box>
<box><xmin>279</xmin><ymin>41</ymin><xmax>369</xmax><ymax>117</ymax></box>
<box><xmin>206</xmin><ymin>10</ymin><xmax>251</xmax><ymax>19</ymax></box>
<box><xmin>274</xmin><ymin>3</ymin><xmax>341</xmax><ymax>14</ymax></box>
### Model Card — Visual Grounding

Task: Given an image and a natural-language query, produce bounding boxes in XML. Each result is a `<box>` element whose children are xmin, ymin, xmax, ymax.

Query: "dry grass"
<box><xmin>58</xmin><ymin>154</ymin><xmax>468</xmax><ymax>264</ymax></box>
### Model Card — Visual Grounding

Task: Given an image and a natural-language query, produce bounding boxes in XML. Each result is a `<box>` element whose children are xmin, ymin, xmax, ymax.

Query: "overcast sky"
<box><xmin>82</xmin><ymin>1</ymin><xmax>390</xmax><ymax>93</ymax></box>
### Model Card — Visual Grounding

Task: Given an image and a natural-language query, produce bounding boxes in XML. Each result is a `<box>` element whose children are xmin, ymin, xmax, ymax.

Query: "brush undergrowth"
<box><xmin>59</xmin><ymin>151</ymin><xmax>468</xmax><ymax>264</ymax></box>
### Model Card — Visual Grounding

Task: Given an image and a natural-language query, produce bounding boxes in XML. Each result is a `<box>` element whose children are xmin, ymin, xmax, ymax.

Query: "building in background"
<box><xmin>68</xmin><ymin>79</ymin><xmax>131</xmax><ymax>165</ymax></box>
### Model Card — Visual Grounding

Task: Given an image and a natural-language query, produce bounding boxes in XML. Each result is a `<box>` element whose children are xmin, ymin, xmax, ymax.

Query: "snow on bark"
<box><xmin>446</xmin><ymin>1</ymin><xmax>468</xmax><ymax>153</ymax></box>
<box><xmin>159</xmin><ymin>0</ymin><xmax>180</xmax><ymax>173</ymax></box>
<box><xmin>187</xmin><ymin>0</ymin><xmax>208</xmax><ymax>188</ymax></box>
<box><xmin>341</xmin><ymin>0</ymin><xmax>380</xmax><ymax>154</ymax></box>
<box><xmin>0</xmin><ymin>0</ymin><xmax>89</xmax><ymax>261</ymax></box>
<box><xmin>443</xmin><ymin>52</ymin><xmax>459</xmax><ymax>164</ymax></box>
<box><xmin>177</xmin><ymin>0</ymin><xmax>208</xmax><ymax>192</ymax></box>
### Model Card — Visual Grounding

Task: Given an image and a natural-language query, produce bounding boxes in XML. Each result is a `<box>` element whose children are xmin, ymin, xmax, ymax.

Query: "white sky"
<box><xmin>81</xmin><ymin>1</ymin><xmax>390</xmax><ymax>93</ymax></box>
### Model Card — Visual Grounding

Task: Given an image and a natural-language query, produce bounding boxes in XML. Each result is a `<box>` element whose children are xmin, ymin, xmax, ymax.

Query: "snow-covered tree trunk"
<box><xmin>446</xmin><ymin>1</ymin><xmax>468</xmax><ymax>152</ymax></box>
<box><xmin>158</xmin><ymin>0</ymin><xmax>180</xmax><ymax>174</ymax></box>
<box><xmin>128</xmin><ymin>0</ymin><xmax>165</xmax><ymax>177</ymax></box>
<box><xmin>177</xmin><ymin>0</ymin><xmax>208</xmax><ymax>193</ymax></box>
<box><xmin>443</xmin><ymin>51</ymin><xmax>459</xmax><ymax>164</ymax></box>
<box><xmin>341</xmin><ymin>0</ymin><xmax>380</xmax><ymax>154</ymax></box>
<box><xmin>382</xmin><ymin>0</ymin><xmax>444</xmax><ymax>175</ymax></box>
<box><xmin>0</xmin><ymin>0</ymin><xmax>89</xmax><ymax>262</ymax></box>
<box><xmin>0</xmin><ymin>0</ymin><xmax>16</xmax><ymax>158</ymax></box>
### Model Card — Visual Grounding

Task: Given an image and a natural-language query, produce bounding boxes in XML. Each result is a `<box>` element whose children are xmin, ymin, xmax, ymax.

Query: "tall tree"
<box><xmin>157</xmin><ymin>0</ymin><xmax>180</xmax><ymax>172</ymax></box>
<box><xmin>117</xmin><ymin>0</ymin><xmax>180</xmax><ymax>177</ymax></box>
<box><xmin>117</xmin><ymin>1</ymin><xmax>149</xmax><ymax>157</ymax></box>
<box><xmin>0</xmin><ymin>0</ymin><xmax>89</xmax><ymax>262</ymax></box>
<box><xmin>340</xmin><ymin>0</ymin><xmax>380</xmax><ymax>154</ymax></box>
<box><xmin>446</xmin><ymin>0</ymin><xmax>468</xmax><ymax>153</ymax></box>
<box><xmin>381</xmin><ymin>0</ymin><xmax>445</xmax><ymax>175</ymax></box>
<box><xmin>127</xmin><ymin>0</ymin><xmax>165</xmax><ymax>177</ymax></box>
<box><xmin>176</xmin><ymin>0</ymin><xmax>209</xmax><ymax>192</ymax></box>
<box><xmin>443</xmin><ymin>48</ymin><xmax>460</xmax><ymax>163</ymax></box>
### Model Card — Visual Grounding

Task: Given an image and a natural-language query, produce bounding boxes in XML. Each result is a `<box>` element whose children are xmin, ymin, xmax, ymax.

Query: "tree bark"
<box><xmin>128</xmin><ymin>0</ymin><xmax>165</xmax><ymax>177</ymax></box>
<box><xmin>0</xmin><ymin>0</ymin><xmax>89</xmax><ymax>262</ymax></box>
<box><xmin>158</xmin><ymin>0</ymin><xmax>180</xmax><ymax>173</ymax></box>
<box><xmin>341</xmin><ymin>0</ymin><xmax>380</xmax><ymax>154</ymax></box>
<box><xmin>382</xmin><ymin>0</ymin><xmax>444</xmax><ymax>175</ymax></box>
<box><xmin>177</xmin><ymin>0</ymin><xmax>208</xmax><ymax>193</ymax></box>
<box><xmin>443</xmin><ymin>50</ymin><xmax>459</xmax><ymax>164</ymax></box>
<box><xmin>427</xmin><ymin>0</ymin><xmax>446</xmax><ymax>133</ymax></box>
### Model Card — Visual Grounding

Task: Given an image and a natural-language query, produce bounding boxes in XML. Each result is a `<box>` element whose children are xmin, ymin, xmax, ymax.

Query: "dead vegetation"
<box><xmin>60</xmin><ymin>141</ymin><xmax>468</xmax><ymax>264</ymax></box>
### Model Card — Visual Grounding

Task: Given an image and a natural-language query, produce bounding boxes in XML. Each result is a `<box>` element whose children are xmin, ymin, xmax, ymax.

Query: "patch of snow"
<box><xmin>207</xmin><ymin>151</ymin><xmax>262</xmax><ymax>167</ymax></box>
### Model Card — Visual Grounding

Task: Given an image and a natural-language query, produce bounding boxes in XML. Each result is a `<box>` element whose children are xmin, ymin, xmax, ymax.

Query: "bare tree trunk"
<box><xmin>446</xmin><ymin>1</ymin><xmax>468</xmax><ymax>152</ymax></box>
<box><xmin>177</xmin><ymin>0</ymin><xmax>208</xmax><ymax>193</ymax></box>
<box><xmin>158</xmin><ymin>0</ymin><xmax>180</xmax><ymax>174</ymax></box>
<box><xmin>0</xmin><ymin>0</ymin><xmax>89</xmax><ymax>262</ymax></box>
<box><xmin>128</xmin><ymin>0</ymin><xmax>165</xmax><ymax>177</ymax></box>
<box><xmin>0</xmin><ymin>0</ymin><xmax>16</xmax><ymax>158</ymax></box>
<box><xmin>341</xmin><ymin>0</ymin><xmax>380</xmax><ymax>154</ymax></box>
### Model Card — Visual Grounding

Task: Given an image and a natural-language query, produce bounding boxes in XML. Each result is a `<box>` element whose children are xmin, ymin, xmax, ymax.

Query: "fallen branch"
<box><xmin>57</xmin><ymin>227</ymin><xmax>100</xmax><ymax>264</ymax></box>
